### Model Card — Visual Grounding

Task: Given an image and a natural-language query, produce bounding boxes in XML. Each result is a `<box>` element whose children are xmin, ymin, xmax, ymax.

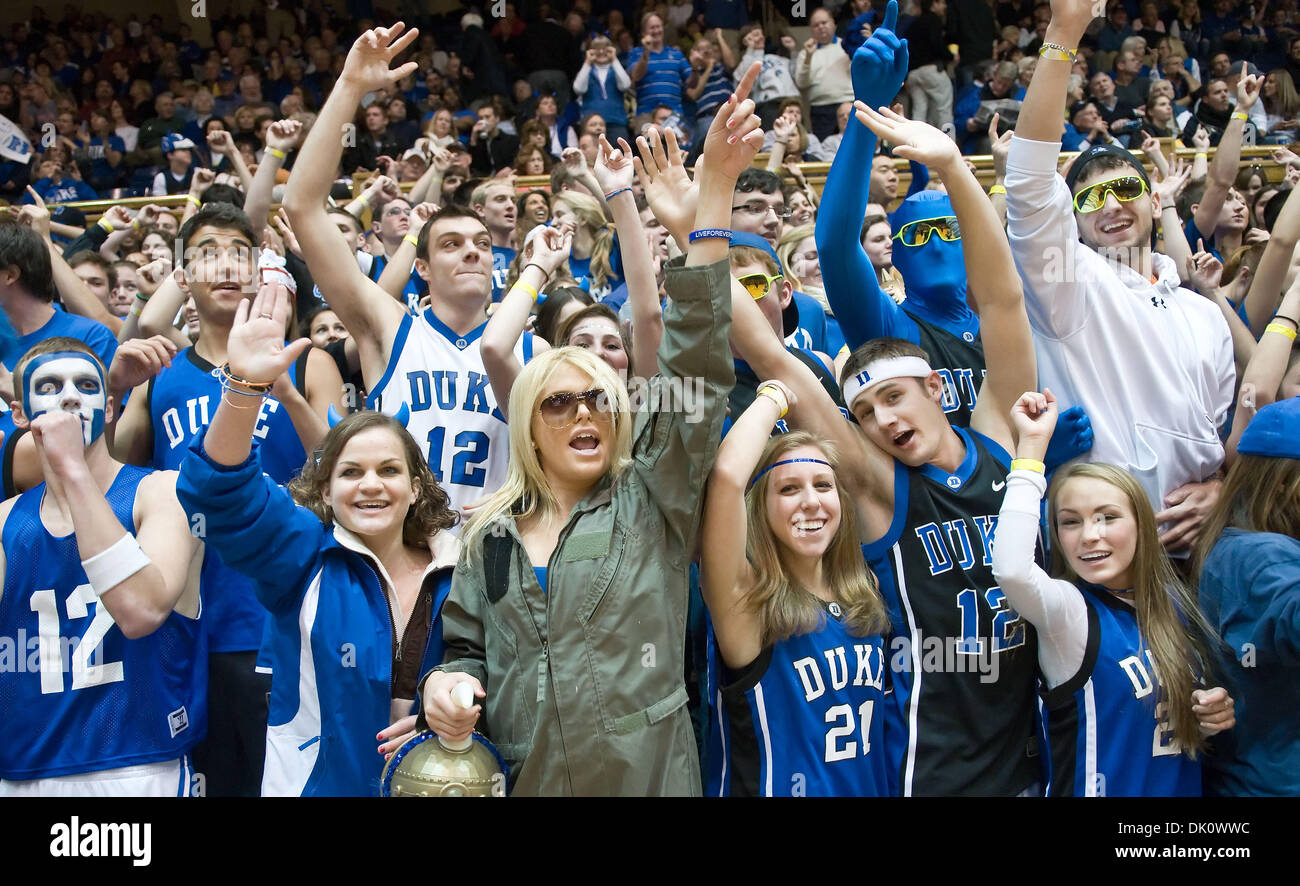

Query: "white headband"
<box><xmin>841</xmin><ymin>356</ymin><xmax>934</xmax><ymax>408</ymax></box>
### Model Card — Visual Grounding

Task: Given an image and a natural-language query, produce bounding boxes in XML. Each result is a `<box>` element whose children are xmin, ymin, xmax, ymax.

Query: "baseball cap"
<box><xmin>729</xmin><ymin>231</ymin><xmax>798</xmax><ymax>338</ymax></box>
<box><xmin>1237</xmin><ymin>396</ymin><xmax>1300</xmax><ymax>459</ymax></box>
<box><xmin>1064</xmin><ymin>143</ymin><xmax>1151</xmax><ymax>192</ymax></box>
<box><xmin>162</xmin><ymin>133</ymin><xmax>196</xmax><ymax>154</ymax></box>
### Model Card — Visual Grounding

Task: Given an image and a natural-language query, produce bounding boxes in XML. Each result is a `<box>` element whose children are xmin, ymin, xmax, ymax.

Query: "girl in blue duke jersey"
<box><xmin>701</xmin><ymin>380</ymin><xmax>890</xmax><ymax>798</ymax></box>
<box><xmin>992</xmin><ymin>390</ymin><xmax>1236</xmax><ymax>798</ymax></box>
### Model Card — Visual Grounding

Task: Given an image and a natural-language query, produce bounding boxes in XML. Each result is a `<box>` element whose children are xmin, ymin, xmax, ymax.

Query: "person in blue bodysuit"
<box><xmin>816</xmin><ymin>12</ymin><xmax>1092</xmax><ymax>468</ymax></box>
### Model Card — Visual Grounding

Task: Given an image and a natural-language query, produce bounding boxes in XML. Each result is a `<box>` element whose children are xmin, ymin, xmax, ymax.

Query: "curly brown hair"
<box><xmin>287</xmin><ymin>411</ymin><xmax>458</xmax><ymax>545</ymax></box>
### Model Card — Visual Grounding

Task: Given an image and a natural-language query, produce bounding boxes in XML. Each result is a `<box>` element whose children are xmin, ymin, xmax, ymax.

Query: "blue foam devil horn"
<box><xmin>393</xmin><ymin>402</ymin><xmax>410</xmax><ymax>428</ymax></box>
<box><xmin>327</xmin><ymin>404</ymin><xmax>344</xmax><ymax>428</ymax></box>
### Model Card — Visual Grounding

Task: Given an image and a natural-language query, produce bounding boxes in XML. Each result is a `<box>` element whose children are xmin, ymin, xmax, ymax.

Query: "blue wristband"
<box><xmin>689</xmin><ymin>228</ymin><xmax>733</xmax><ymax>243</ymax></box>
<box><xmin>604</xmin><ymin>186</ymin><xmax>632</xmax><ymax>200</ymax></box>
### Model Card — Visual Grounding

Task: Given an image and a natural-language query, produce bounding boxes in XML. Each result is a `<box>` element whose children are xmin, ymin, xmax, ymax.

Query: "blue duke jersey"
<box><xmin>708</xmin><ymin>612</ymin><xmax>890</xmax><ymax>797</ymax></box>
<box><xmin>912</xmin><ymin>314</ymin><xmax>986</xmax><ymax>429</ymax></box>
<box><xmin>148</xmin><ymin>347</ymin><xmax>310</xmax><ymax>652</ymax></box>
<box><xmin>491</xmin><ymin>245</ymin><xmax>517</xmax><ymax>303</ymax></box>
<box><xmin>1041</xmin><ymin>587</ymin><xmax>1201</xmax><ymax>797</ymax></box>
<box><xmin>367</xmin><ymin>309</ymin><xmax>534</xmax><ymax>519</ymax></box>
<box><xmin>865</xmin><ymin>426</ymin><xmax>1040</xmax><ymax>796</ymax></box>
<box><xmin>0</xmin><ymin>466</ymin><xmax>206</xmax><ymax>779</ymax></box>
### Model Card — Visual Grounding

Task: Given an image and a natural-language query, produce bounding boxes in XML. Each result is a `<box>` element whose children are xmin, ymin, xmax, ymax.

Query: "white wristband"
<box><xmin>81</xmin><ymin>534</ymin><xmax>152</xmax><ymax>597</ymax></box>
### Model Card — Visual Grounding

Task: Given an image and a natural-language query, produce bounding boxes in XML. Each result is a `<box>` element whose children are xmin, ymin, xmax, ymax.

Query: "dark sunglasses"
<box><xmin>537</xmin><ymin>388</ymin><xmax>611</xmax><ymax>428</ymax></box>
<box><xmin>1072</xmin><ymin>175</ymin><xmax>1148</xmax><ymax>213</ymax></box>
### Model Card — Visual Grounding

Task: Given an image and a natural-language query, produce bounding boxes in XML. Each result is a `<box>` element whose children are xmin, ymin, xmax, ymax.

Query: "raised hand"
<box><xmin>988</xmin><ymin>112</ymin><xmax>1013</xmax><ymax>180</ymax></box>
<box><xmin>190</xmin><ymin>166</ymin><xmax>216</xmax><ymax>196</ymax></box>
<box><xmin>340</xmin><ymin>23</ymin><xmax>420</xmax><ymax>93</ymax></box>
<box><xmin>135</xmin><ymin>258</ymin><xmax>172</xmax><ymax>298</ymax></box>
<box><xmin>1153</xmin><ymin>155</ymin><xmax>1191</xmax><ymax>204</ymax></box>
<box><xmin>634</xmin><ymin>126</ymin><xmax>698</xmax><ymax>245</ymax></box>
<box><xmin>779</xmin><ymin>34</ymin><xmax>796</xmax><ymax>53</ymax></box>
<box><xmin>207</xmin><ymin>129</ymin><xmax>235</xmax><ymax>156</ymax></box>
<box><xmin>1192</xmin><ymin>125</ymin><xmax>1211</xmax><ymax>150</ymax></box>
<box><xmin>101</xmin><ymin>204</ymin><xmax>133</xmax><ymax>230</ymax></box>
<box><xmin>226</xmin><ymin>282</ymin><xmax>311</xmax><ymax>385</ymax></box>
<box><xmin>529</xmin><ymin>225</ymin><xmax>574</xmax><ymax>277</ymax></box>
<box><xmin>265</xmin><ymin>118</ymin><xmax>304</xmax><ymax>152</ymax></box>
<box><xmin>1236</xmin><ymin>63</ymin><xmax>1263</xmax><ymax>110</ymax></box>
<box><xmin>560</xmin><ymin>146</ymin><xmax>589</xmax><ymax>175</ymax></box>
<box><xmin>272</xmin><ymin>208</ymin><xmax>302</xmax><ymax>257</ymax></box>
<box><xmin>699</xmin><ymin>61</ymin><xmax>763</xmax><ymax>181</ymax></box>
<box><xmin>429</xmin><ymin>146</ymin><xmax>453</xmax><ymax>174</ymax></box>
<box><xmin>851</xmin><ymin>0</ymin><xmax>909</xmax><ymax>114</ymax></box>
<box><xmin>772</xmin><ymin>113</ymin><xmax>796</xmax><ymax>145</ymax></box>
<box><xmin>107</xmin><ymin>334</ymin><xmax>177</xmax><ymax>395</ymax></box>
<box><xmin>854</xmin><ymin>103</ymin><xmax>960</xmax><ymax>172</ymax></box>
<box><xmin>1010</xmin><ymin>389</ymin><xmax>1059</xmax><ymax>452</ymax></box>
<box><xmin>1193</xmin><ymin>687</ymin><xmax>1236</xmax><ymax>735</ymax></box>
<box><xmin>411</xmin><ymin>201</ymin><xmax>439</xmax><ymax>227</ymax></box>
<box><xmin>1186</xmin><ymin>240</ymin><xmax>1223</xmax><ymax>294</ymax></box>
<box><xmin>593</xmin><ymin>135</ymin><xmax>635</xmax><ymax>194</ymax></box>
<box><xmin>378</xmin><ymin>175</ymin><xmax>401</xmax><ymax>202</ymax></box>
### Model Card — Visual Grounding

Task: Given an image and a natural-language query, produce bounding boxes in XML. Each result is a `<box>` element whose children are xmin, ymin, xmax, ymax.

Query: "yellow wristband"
<box><xmin>403</xmin><ymin>234</ymin><xmax>419</xmax><ymax>247</ymax></box>
<box><xmin>1009</xmin><ymin>458</ymin><xmax>1045</xmax><ymax>474</ymax></box>
<box><xmin>186</xmin><ymin>194</ymin><xmax>201</xmax><ymax>206</ymax></box>
<box><xmin>131</xmin><ymin>218</ymin><xmax>142</xmax><ymax>232</ymax></box>
<box><xmin>757</xmin><ymin>384</ymin><xmax>789</xmax><ymax>418</ymax></box>
<box><xmin>267</xmin><ymin>146</ymin><xmax>287</xmax><ymax>160</ymax></box>
<box><xmin>511</xmin><ymin>281</ymin><xmax>539</xmax><ymax>303</ymax></box>
<box><xmin>1195</xmin><ymin>151</ymin><xmax>1208</xmax><ymax>159</ymax></box>
<box><xmin>96</xmin><ymin>217</ymin><xmax>114</xmax><ymax>233</ymax></box>
<box><xmin>1232</xmin><ymin>111</ymin><xmax>1249</xmax><ymax>122</ymax></box>
<box><xmin>1266</xmin><ymin>322</ymin><xmax>1298</xmax><ymax>342</ymax></box>
<box><xmin>988</xmin><ymin>184</ymin><xmax>1007</xmax><ymax>196</ymax></box>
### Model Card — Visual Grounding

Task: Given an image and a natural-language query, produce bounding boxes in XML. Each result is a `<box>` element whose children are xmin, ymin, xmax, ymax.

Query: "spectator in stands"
<box><xmin>469</xmin><ymin>102</ymin><xmax>519</xmax><ymax>176</ymax></box>
<box><xmin>905</xmin><ymin>0</ymin><xmax>955</xmax><ymax>131</ymax></box>
<box><xmin>137</xmin><ymin>91</ymin><xmax>186</xmax><ymax>156</ymax></box>
<box><xmin>819</xmin><ymin>101</ymin><xmax>853</xmax><ymax>160</ymax></box>
<box><xmin>1113</xmin><ymin>50</ymin><xmax>1152</xmax><ymax>108</ymax></box>
<box><xmin>686</xmin><ymin>35</ymin><xmax>735</xmax><ymax>148</ymax></box>
<box><xmin>1260</xmin><ymin>69</ymin><xmax>1300</xmax><ymax>143</ymax></box>
<box><xmin>575</xmin><ymin>37</ymin><xmax>631</xmax><ymax>145</ymax></box>
<box><xmin>1097</xmin><ymin>2</ymin><xmax>1135</xmax><ymax>53</ymax></box>
<box><xmin>1142</xmin><ymin>90</ymin><xmax>1181</xmax><ymax>139</ymax></box>
<box><xmin>1088</xmin><ymin>72</ymin><xmax>1141</xmax><ymax>144</ymax></box>
<box><xmin>796</xmin><ymin>8</ymin><xmax>855</xmax><ymax>140</ymax></box>
<box><xmin>737</xmin><ymin>22</ymin><xmax>801</xmax><ymax>128</ymax></box>
<box><xmin>628</xmin><ymin>12</ymin><xmax>695</xmax><ymax>120</ymax></box>
<box><xmin>343</xmin><ymin>102</ymin><xmax>401</xmax><ymax>174</ymax></box>
<box><xmin>83</xmin><ymin>109</ymin><xmax>126</xmax><ymax>194</ymax></box>
<box><xmin>152</xmin><ymin>134</ymin><xmax>196</xmax><ymax>196</ymax></box>
<box><xmin>515</xmin><ymin>144</ymin><xmax>553</xmax><ymax>176</ymax></box>
<box><xmin>534</xmin><ymin>93</ymin><xmax>577</xmax><ymax>158</ymax></box>
<box><xmin>520</xmin><ymin>5</ymin><xmax>579</xmax><ymax>107</ymax></box>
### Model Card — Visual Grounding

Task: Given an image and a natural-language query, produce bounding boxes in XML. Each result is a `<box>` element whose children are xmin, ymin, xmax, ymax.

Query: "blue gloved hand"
<box><xmin>851</xmin><ymin>0</ymin><xmax>910</xmax><ymax>114</ymax></box>
<box><xmin>1044</xmin><ymin>404</ymin><xmax>1095</xmax><ymax>472</ymax></box>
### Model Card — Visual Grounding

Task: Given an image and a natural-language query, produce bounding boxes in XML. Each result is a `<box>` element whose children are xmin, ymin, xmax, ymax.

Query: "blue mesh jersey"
<box><xmin>1041</xmin><ymin>586</ymin><xmax>1202</xmax><ymax>797</ymax></box>
<box><xmin>147</xmin><ymin>346</ymin><xmax>309</xmax><ymax>653</ymax></box>
<box><xmin>707</xmin><ymin>610</ymin><xmax>889</xmax><ymax>797</ymax></box>
<box><xmin>491</xmin><ymin>245</ymin><xmax>517</xmax><ymax>303</ymax></box>
<box><xmin>864</xmin><ymin>426</ymin><xmax>1041</xmax><ymax>796</ymax></box>
<box><xmin>0</xmin><ymin>466</ymin><xmax>206</xmax><ymax>780</ymax></box>
<box><xmin>913</xmin><ymin>314</ymin><xmax>986</xmax><ymax>429</ymax></box>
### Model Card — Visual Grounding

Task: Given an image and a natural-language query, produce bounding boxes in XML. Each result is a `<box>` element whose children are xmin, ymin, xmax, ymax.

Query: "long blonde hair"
<box><xmin>1048</xmin><ymin>463</ymin><xmax>1218</xmax><ymax>757</ymax></box>
<box><xmin>744</xmin><ymin>432</ymin><xmax>889</xmax><ymax>645</ymax></box>
<box><xmin>552</xmin><ymin>190</ymin><xmax>615</xmax><ymax>291</ymax></box>
<box><xmin>1194</xmin><ymin>452</ymin><xmax>1300</xmax><ymax>579</ymax></box>
<box><xmin>461</xmin><ymin>347</ymin><xmax>633</xmax><ymax>557</ymax></box>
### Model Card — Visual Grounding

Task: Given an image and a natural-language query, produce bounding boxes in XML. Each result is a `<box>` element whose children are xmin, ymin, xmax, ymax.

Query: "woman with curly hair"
<box><xmin>177</xmin><ymin>282</ymin><xmax>461</xmax><ymax>797</ymax></box>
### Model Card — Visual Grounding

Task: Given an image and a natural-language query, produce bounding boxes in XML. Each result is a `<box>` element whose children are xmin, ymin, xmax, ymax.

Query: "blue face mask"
<box><xmin>889</xmin><ymin>193</ymin><xmax>969</xmax><ymax>312</ymax></box>
<box><xmin>20</xmin><ymin>351</ymin><xmax>108</xmax><ymax>446</ymax></box>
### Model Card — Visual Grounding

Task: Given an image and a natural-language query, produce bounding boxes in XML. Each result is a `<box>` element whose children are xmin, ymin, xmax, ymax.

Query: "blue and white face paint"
<box><xmin>21</xmin><ymin>352</ymin><xmax>108</xmax><ymax>446</ymax></box>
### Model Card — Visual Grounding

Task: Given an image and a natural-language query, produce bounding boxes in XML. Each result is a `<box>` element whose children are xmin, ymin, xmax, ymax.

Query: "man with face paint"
<box><xmin>0</xmin><ymin>337</ymin><xmax>206</xmax><ymax>796</ymax></box>
<box><xmin>728</xmin><ymin>13</ymin><xmax>1045</xmax><ymax>796</ymax></box>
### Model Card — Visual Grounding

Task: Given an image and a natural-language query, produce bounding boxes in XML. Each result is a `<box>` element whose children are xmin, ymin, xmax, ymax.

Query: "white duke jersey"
<box><xmin>367</xmin><ymin>308</ymin><xmax>534</xmax><ymax>519</ymax></box>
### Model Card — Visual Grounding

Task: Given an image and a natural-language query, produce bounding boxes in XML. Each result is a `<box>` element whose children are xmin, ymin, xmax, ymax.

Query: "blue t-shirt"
<box><xmin>625</xmin><ymin>45</ymin><xmax>693</xmax><ymax>116</ymax></box>
<box><xmin>24</xmin><ymin>177</ymin><xmax>98</xmax><ymax>204</ymax></box>
<box><xmin>1</xmin><ymin>308</ymin><xmax>117</xmax><ymax>373</ymax></box>
<box><xmin>691</xmin><ymin>63</ymin><xmax>734</xmax><ymax>117</ymax></box>
<box><xmin>85</xmin><ymin>135</ymin><xmax>125</xmax><ymax>183</ymax></box>
<box><xmin>492</xmin><ymin>245</ymin><xmax>517</xmax><ymax>303</ymax></box>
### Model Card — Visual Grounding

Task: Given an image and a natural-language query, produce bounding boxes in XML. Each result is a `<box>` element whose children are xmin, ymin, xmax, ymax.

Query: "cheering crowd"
<box><xmin>0</xmin><ymin>0</ymin><xmax>1296</xmax><ymax>798</ymax></box>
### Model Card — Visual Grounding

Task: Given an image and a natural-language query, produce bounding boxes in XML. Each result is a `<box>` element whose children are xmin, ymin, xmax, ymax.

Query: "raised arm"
<box><xmin>16</xmin><ymin>193</ymin><xmax>122</xmax><ymax>336</ymax></box>
<box><xmin>700</xmin><ymin>380</ymin><xmax>792</xmax><ymax>669</ymax></box>
<box><xmin>479</xmin><ymin>231</ymin><xmax>565</xmax><ymax>415</ymax></box>
<box><xmin>28</xmin><ymin>416</ymin><xmax>200</xmax><ymax>639</ymax></box>
<box><xmin>206</xmin><ymin>130</ymin><xmax>253</xmax><ymax>197</ymax></box>
<box><xmin>1194</xmin><ymin>70</ymin><xmax>1261</xmax><ymax>238</ymax></box>
<box><xmin>992</xmin><ymin>389</ymin><xmax>1089</xmax><ymax>689</ymax></box>
<box><xmin>594</xmin><ymin>135</ymin><xmax>661</xmax><ymax>377</ymax></box>
<box><xmin>1225</xmin><ymin>280</ymin><xmax>1300</xmax><ymax>461</ymax></box>
<box><xmin>375</xmin><ymin>200</ymin><xmax>435</xmax><ymax>302</ymax></box>
<box><xmin>283</xmin><ymin>23</ymin><xmax>419</xmax><ymax>383</ymax></box>
<box><xmin>816</xmin><ymin>3</ymin><xmax>916</xmax><ymax>351</ymax></box>
<box><xmin>858</xmin><ymin>105</ymin><xmax>1035</xmax><ymax>447</ymax></box>
<box><xmin>244</xmin><ymin>119</ymin><xmax>303</xmax><ymax>234</ymax></box>
<box><xmin>1241</xmin><ymin>179</ymin><xmax>1300</xmax><ymax>337</ymax></box>
<box><xmin>406</xmin><ymin>145</ymin><xmax>450</xmax><ymax>206</ymax></box>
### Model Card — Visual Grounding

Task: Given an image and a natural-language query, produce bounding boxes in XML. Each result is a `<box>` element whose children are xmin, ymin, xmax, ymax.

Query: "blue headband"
<box><xmin>749</xmin><ymin>457</ymin><xmax>833</xmax><ymax>490</ymax></box>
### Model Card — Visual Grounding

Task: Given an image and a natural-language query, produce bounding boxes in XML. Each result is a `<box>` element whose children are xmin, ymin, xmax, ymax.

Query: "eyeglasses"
<box><xmin>537</xmin><ymin>388</ymin><xmax>611</xmax><ymax>429</ymax></box>
<box><xmin>1072</xmin><ymin>175</ymin><xmax>1148</xmax><ymax>213</ymax></box>
<box><xmin>732</xmin><ymin>201</ymin><xmax>792</xmax><ymax>220</ymax></box>
<box><xmin>893</xmin><ymin>216</ymin><xmax>962</xmax><ymax>247</ymax></box>
<box><xmin>737</xmin><ymin>271</ymin><xmax>783</xmax><ymax>301</ymax></box>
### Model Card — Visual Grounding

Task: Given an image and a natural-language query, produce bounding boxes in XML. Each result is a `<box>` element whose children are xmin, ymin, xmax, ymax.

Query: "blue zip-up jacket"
<box><xmin>176</xmin><ymin>430</ymin><xmax>460</xmax><ymax>797</ymax></box>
